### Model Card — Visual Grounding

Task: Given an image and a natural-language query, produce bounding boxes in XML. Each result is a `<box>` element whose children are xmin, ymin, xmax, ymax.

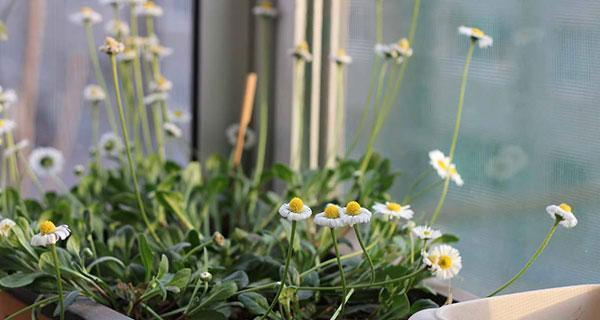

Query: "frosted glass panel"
<box><xmin>347</xmin><ymin>0</ymin><xmax>600</xmax><ymax>296</ymax></box>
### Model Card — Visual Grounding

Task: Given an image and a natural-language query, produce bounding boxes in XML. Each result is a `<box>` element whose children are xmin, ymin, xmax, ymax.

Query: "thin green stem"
<box><xmin>487</xmin><ymin>221</ymin><xmax>560</xmax><ymax>297</ymax></box>
<box><xmin>130</xmin><ymin>10</ymin><xmax>153</xmax><ymax>154</ymax></box>
<box><xmin>290</xmin><ymin>59</ymin><xmax>306</xmax><ymax>171</ymax></box>
<box><xmin>260</xmin><ymin>221</ymin><xmax>297</xmax><ymax>320</ymax></box>
<box><xmin>84</xmin><ymin>23</ymin><xmax>119</xmax><ymax>135</ymax></box>
<box><xmin>295</xmin><ymin>268</ymin><xmax>425</xmax><ymax>291</ymax></box>
<box><xmin>353</xmin><ymin>224</ymin><xmax>375</xmax><ymax>283</ymax></box>
<box><xmin>375</xmin><ymin>0</ymin><xmax>383</xmax><ymax>43</ymax></box>
<box><xmin>51</xmin><ymin>244</ymin><xmax>65</xmax><ymax>320</ymax></box>
<box><xmin>151</xmin><ymin>102</ymin><xmax>165</xmax><ymax>161</ymax></box>
<box><xmin>346</xmin><ymin>59</ymin><xmax>385</xmax><ymax>156</ymax></box>
<box><xmin>330</xmin><ymin>228</ymin><xmax>347</xmax><ymax>314</ymax></box>
<box><xmin>92</xmin><ymin>103</ymin><xmax>101</xmax><ymax>166</ymax></box>
<box><xmin>300</xmin><ymin>236</ymin><xmax>378</xmax><ymax>277</ymax></box>
<box><xmin>429</xmin><ymin>41</ymin><xmax>475</xmax><ymax>225</ymax></box>
<box><xmin>6</xmin><ymin>132</ymin><xmax>18</xmax><ymax>184</ymax></box>
<box><xmin>407</xmin><ymin>0</ymin><xmax>422</xmax><ymax>44</ymax></box>
<box><xmin>109</xmin><ymin>54</ymin><xmax>160</xmax><ymax>243</ymax></box>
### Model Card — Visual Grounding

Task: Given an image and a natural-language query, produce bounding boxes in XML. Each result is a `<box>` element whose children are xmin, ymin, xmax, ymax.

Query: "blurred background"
<box><xmin>1</xmin><ymin>0</ymin><xmax>599</xmax><ymax>297</ymax></box>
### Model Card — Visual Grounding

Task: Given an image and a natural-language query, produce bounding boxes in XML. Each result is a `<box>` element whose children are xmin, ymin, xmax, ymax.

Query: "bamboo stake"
<box><xmin>233</xmin><ymin>73</ymin><xmax>258</xmax><ymax>167</ymax></box>
<box><xmin>309</xmin><ymin>0</ymin><xmax>324</xmax><ymax>169</ymax></box>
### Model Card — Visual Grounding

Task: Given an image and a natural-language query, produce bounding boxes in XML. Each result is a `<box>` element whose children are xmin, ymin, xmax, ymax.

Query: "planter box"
<box><xmin>1</xmin><ymin>289</ymin><xmax>132</xmax><ymax>320</ymax></box>
<box><xmin>410</xmin><ymin>284</ymin><xmax>600</xmax><ymax>320</ymax></box>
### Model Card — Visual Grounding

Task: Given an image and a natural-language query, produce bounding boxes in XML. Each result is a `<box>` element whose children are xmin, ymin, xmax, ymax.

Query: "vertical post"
<box><xmin>325</xmin><ymin>0</ymin><xmax>342</xmax><ymax>167</ymax></box>
<box><xmin>190</xmin><ymin>0</ymin><xmax>202</xmax><ymax>161</ymax></box>
<box><xmin>289</xmin><ymin>0</ymin><xmax>307</xmax><ymax>171</ymax></box>
<box><xmin>309</xmin><ymin>0</ymin><xmax>324</xmax><ymax>169</ymax></box>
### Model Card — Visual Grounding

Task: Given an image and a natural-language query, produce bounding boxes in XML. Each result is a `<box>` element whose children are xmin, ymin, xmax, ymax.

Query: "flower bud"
<box><xmin>200</xmin><ymin>271</ymin><xmax>212</xmax><ymax>282</ymax></box>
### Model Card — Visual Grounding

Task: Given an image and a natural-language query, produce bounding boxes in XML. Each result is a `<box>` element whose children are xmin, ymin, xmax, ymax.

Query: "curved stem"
<box><xmin>261</xmin><ymin>221</ymin><xmax>297</xmax><ymax>320</ymax></box>
<box><xmin>429</xmin><ymin>41</ymin><xmax>475</xmax><ymax>225</ymax></box>
<box><xmin>51</xmin><ymin>244</ymin><xmax>65</xmax><ymax>320</ymax></box>
<box><xmin>109</xmin><ymin>54</ymin><xmax>160</xmax><ymax>243</ymax></box>
<box><xmin>487</xmin><ymin>221</ymin><xmax>560</xmax><ymax>297</ymax></box>
<box><xmin>295</xmin><ymin>267</ymin><xmax>425</xmax><ymax>291</ymax></box>
<box><xmin>353</xmin><ymin>224</ymin><xmax>375</xmax><ymax>283</ymax></box>
<box><xmin>84</xmin><ymin>23</ymin><xmax>118</xmax><ymax>135</ymax></box>
<box><xmin>5</xmin><ymin>296</ymin><xmax>59</xmax><ymax>320</ymax></box>
<box><xmin>330</xmin><ymin>228</ymin><xmax>347</xmax><ymax>314</ymax></box>
<box><xmin>299</xmin><ymin>240</ymin><xmax>378</xmax><ymax>277</ymax></box>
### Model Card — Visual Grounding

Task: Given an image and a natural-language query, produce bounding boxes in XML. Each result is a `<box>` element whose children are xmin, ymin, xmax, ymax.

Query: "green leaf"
<box><xmin>270</xmin><ymin>163</ymin><xmax>295</xmax><ymax>183</ymax></box>
<box><xmin>203</xmin><ymin>281</ymin><xmax>238</xmax><ymax>304</ymax></box>
<box><xmin>223</xmin><ymin>271</ymin><xmax>249</xmax><ymax>289</ymax></box>
<box><xmin>67</xmin><ymin>233</ymin><xmax>81</xmax><ymax>256</ymax></box>
<box><xmin>158</xmin><ymin>254</ymin><xmax>169</xmax><ymax>279</ymax></box>
<box><xmin>410</xmin><ymin>298</ymin><xmax>438</xmax><ymax>314</ymax></box>
<box><xmin>0</xmin><ymin>272</ymin><xmax>47</xmax><ymax>288</ymax></box>
<box><xmin>86</xmin><ymin>256</ymin><xmax>126</xmax><ymax>272</ymax></box>
<box><xmin>238</xmin><ymin>292</ymin><xmax>269</xmax><ymax>316</ymax></box>
<box><xmin>188</xmin><ymin>309</ymin><xmax>227</xmax><ymax>320</ymax></box>
<box><xmin>156</xmin><ymin>191</ymin><xmax>194</xmax><ymax>230</ymax></box>
<box><xmin>431</xmin><ymin>234</ymin><xmax>459</xmax><ymax>245</ymax></box>
<box><xmin>138</xmin><ymin>234</ymin><xmax>153</xmax><ymax>282</ymax></box>
<box><xmin>183</xmin><ymin>161</ymin><xmax>202</xmax><ymax>186</ymax></box>
<box><xmin>168</xmin><ymin>268</ymin><xmax>192</xmax><ymax>290</ymax></box>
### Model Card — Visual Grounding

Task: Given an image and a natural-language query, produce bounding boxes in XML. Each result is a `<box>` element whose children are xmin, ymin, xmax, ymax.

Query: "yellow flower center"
<box><xmin>260</xmin><ymin>0</ymin><xmax>274</xmax><ymax>9</ymax></box>
<box><xmin>144</xmin><ymin>1</ymin><xmax>156</xmax><ymax>9</ymax></box>
<box><xmin>289</xmin><ymin>197</ymin><xmax>304</xmax><ymax>213</ymax></box>
<box><xmin>471</xmin><ymin>28</ymin><xmax>484</xmax><ymax>38</ymax></box>
<box><xmin>174</xmin><ymin>111</ymin><xmax>183</xmax><ymax>117</ymax></box>
<box><xmin>345</xmin><ymin>201</ymin><xmax>362</xmax><ymax>216</ymax></box>
<box><xmin>399</xmin><ymin>38</ymin><xmax>410</xmax><ymax>50</ymax></box>
<box><xmin>438</xmin><ymin>255</ymin><xmax>452</xmax><ymax>270</ymax></box>
<box><xmin>39</xmin><ymin>221</ymin><xmax>56</xmax><ymax>235</ymax></box>
<box><xmin>386</xmin><ymin>202</ymin><xmax>402</xmax><ymax>212</ymax></box>
<box><xmin>324</xmin><ymin>205</ymin><xmax>340</xmax><ymax>219</ymax></box>
<box><xmin>81</xmin><ymin>7</ymin><xmax>93</xmax><ymax>15</ymax></box>
<box><xmin>437</xmin><ymin>159</ymin><xmax>447</xmax><ymax>170</ymax></box>
<box><xmin>298</xmin><ymin>41</ymin><xmax>309</xmax><ymax>52</ymax></box>
<box><xmin>0</xmin><ymin>119</ymin><xmax>5</xmax><ymax>128</ymax></box>
<box><xmin>559</xmin><ymin>203</ymin><xmax>572</xmax><ymax>213</ymax></box>
<box><xmin>337</xmin><ymin>48</ymin><xmax>347</xmax><ymax>56</ymax></box>
<box><xmin>1</xmin><ymin>224</ymin><xmax>10</xmax><ymax>232</ymax></box>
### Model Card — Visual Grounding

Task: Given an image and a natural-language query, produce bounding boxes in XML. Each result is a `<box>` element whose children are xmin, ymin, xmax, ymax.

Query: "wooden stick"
<box><xmin>233</xmin><ymin>73</ymin><xmax>257</xmax><ymax>167</ymax></box>
<box><xmin>309</xmin><ymin>0</ymin><xmax>324</xmax><ymax>169</ymax></box>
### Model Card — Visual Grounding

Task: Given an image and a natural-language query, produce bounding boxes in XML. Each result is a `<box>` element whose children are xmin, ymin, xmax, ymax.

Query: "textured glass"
<box><xmin>0</xmin><ymin>1</ymin><xmax>192</xmax><ymax>185</ymax></box>
<box><xmin>347</xmin><ymin>0</ymin><xmax>599</xmax><ymax>296</ymax></box>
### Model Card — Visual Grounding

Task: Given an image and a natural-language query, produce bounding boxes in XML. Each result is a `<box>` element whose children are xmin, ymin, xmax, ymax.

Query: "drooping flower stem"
<box><xmin>330</xmin><ymin>228</ymin><xmax>347</xmax><ymax>313</ymax></box>
<box><xmin>109</xmin><ymin>54</ymin><xmax>160</xmax><ymax>243</ymax></box>
<box><xmin>488</xmin><ymin>220</ymin><xmax>560</xmax><ymax>297</ymax></box>
<box><xmin>429</xmin><ymin>41</ymin><xmax>475</xmax><ymax>225</ymax></box>
<box><xmin>50</xmin><ymin>244</ymin><xmax>65</xmax><ymax>320</ymax></box>
<box><xmin>129</xmin><ymin>10</ymin><xmax>153</xmax><ymax>155</ymax></box>
<box><xmin>84</xmin><ymin>23</ymin><xmax>119</xmax><ymax>135</ymax></box>
<box><xmin>353</xmin><ymin>224</ymin><xmax>375</xmax><ymax>283</ymax></box>
<box><xmin>91</xmin><ymin>102</ymin><xmax>101</xmax><ymax>166</ymax></box>
<box><xmin>261</xmin><ymin>221</ymin><xmax>297</xmax><ymax>320</ymax></box>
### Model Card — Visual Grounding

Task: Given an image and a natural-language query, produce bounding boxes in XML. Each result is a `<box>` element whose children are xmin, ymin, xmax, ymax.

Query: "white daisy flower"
<box><xmin>391</xmin><ymin>38</ymin><xmax>413</xmax><ymax>63</ymax></box>
<box><xmin>167</xmin><ymin>109</ymin><xmax>191</xmax><ymax>124</ymax></box>
<box><xmin>117</xmin><ymin>49</ymin><xmax>137</xmax><ymax>62</ymax></box>
<box><xmin>98</xmin><ymin>132</ymin><xmax>124</xmax><ymax>157</ymax></box>
<box><xmin>29</xmin><ymin>147</ymin><xmax>65</xmax><ymax>177</ymax></box>
<box><xmin>0</xmin><ymin>218</ymin><xmax>16</xmax><ymax>237</ymax></box>
<box><xmin>422</xmin><ymin>244</ymin><xmax>462</xmax><ymax>280</ymax></box>
<box><xmin>31</xmin><ymin>221</ymin><xmax>71</xmax><ymax>247</ymax></box>
<box><xmin>135</xmin><ymin>1</ymin><xmax>163</xmax><ymax>17</ymax></box>
<box><xmin>412</xmin><ymin>225</ymin><xmax>442</xmax><ymax>240</ymax></box>
<box><xmin>225</xmin><ymin>124</ymin><xmax>257</xmax><ymax>150</ymax></box>
<box><xmin>372</xmin><ymin>201</ymin><xmax>414</xmax><ymax>220</ymax></box>
<box><xmin>69</xmin><ymin>7</ymin><xmax>102</xmax><ymax>25</ymax></box>
<box><xmin>290</xmin><ymin>41</ymin><xmax>313</xmax><ymax>62</ymax></box>
<box><xmin>0</xmin><ymin>118</ymin><xmax>16</xmax><ymax>135</ymax></box>
<box><xmin>374</xmin><ymin>43</ymin><xmax>393</xmax><ymax>58</ymax></box>
<box><xmin>99</xmin><ymin>37</ymin><xmax>125</xmax><ymax>55</ymax></box>
<box><xmin>279</xmin><ymin>197</ymin><xmax>312</xmax><ymax>221</ymax></box>
<box><xmin>73</xmin><ymin>164</ymin><xmax>86</xmax><ymax>176</ymax></box>
<box><xmin>314</xmin><ymin>204</ymin><xmax>346</xmax><ymax>228</ymax></box>
<box><xmin>429</xmin><ymin>150</ymin><xmax>464</xmax><ymax>186</ymax></box>
<box><xmin>163</xmin><ymin>122</ymin><xmax>182</xmax><ymax>138</ymax></box>
<box><xmin>458</xmin><ymin>26</ymin><xmax>493</xmax><ymax>48</ymax></box>
<box><xmin>83</xmin><ymin>84</ymin><xmax>106</xmax><ymax>103</ymax></box>
<box><xmin>0</xmin><ymin>86</ymin><xmax>17</xmax><ymax>112</ymax></box>
<box><xmin>149</xmin><ymin>76</ymin><xmax>173</xmax><ymax>93</ymax></box>
<box><xmin>105</xmin><ymin>19</ymin><xmax>130</xmax><ymax>37</ymax></box>
<box><xmin>253</xmin><ymin>1</ymin><xmax>278</xmax><ymax>18</ymax></box>
<box><xmin>546</xmin><ymin>203</ymin><xmax>578</xmax><ymax>228</ymax></box>
<box><xmin>341</xmin><ymin>201</ymin><xmax>372</xmax><ymax>226</ymax></box>
<box><xmin>331</xmin><ymin>48</ymin><xmax>352</xmax><ymax>65</ymax></box>
<box><xmin>143</xmin><ymin>92</ymin><xmax>169</xmax><ymax>105</ymax></box>
<box><xmin>3</xmin><ymin>139</ymin><xmax>30</xmax><ymax>157</ymax></box>
<box><xmin>144</xmin><ymin>44</ymin><xmax>173</xmax><ymax>61</ymax></box>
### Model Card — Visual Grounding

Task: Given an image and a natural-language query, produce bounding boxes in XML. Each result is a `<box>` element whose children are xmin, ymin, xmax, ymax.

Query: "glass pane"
<box><xmin>0</xmin><ymin>1</ymin><xmax>192</xmax><ymax>186</ymax></box>
<box><xmin>347</xmin><ymin>0</ymin><xmax>599</xmax><ymax>295</ymax></box>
